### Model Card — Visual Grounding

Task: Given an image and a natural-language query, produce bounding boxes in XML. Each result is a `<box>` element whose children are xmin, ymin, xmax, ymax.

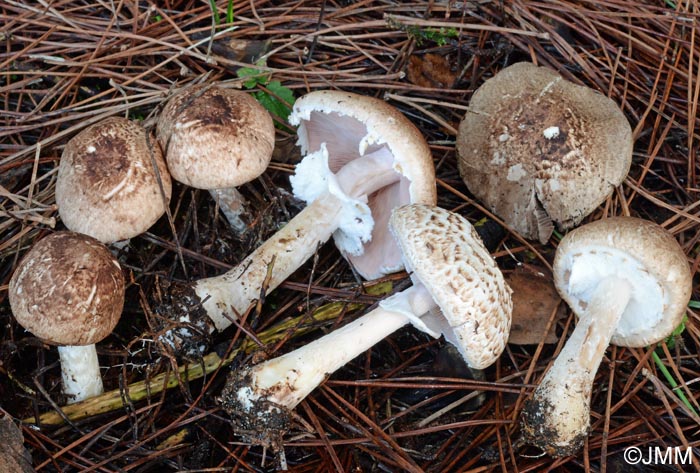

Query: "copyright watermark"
<box><xmin>623</xmin><ymin>446</ymin><xmax>694</xmax><ymax>466</ymax></box>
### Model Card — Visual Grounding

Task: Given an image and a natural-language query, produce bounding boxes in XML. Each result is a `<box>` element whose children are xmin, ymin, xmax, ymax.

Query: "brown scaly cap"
<box><xmin>390</xmin><ymin>204</ymin><xmax>512</xmax><ymax>369</ymax></box>
<box><xmin>457</xmin><ymin>62</ymin><xmax>632</xmax><ymax>243</ymax></box>
<box><xmin>156</xmin><ymin>84</ymin><xmax>275</xmax><ymax>189</ymax></box>
<box><xmin>56</xmin><ymin>116</ymin><xmax>172</xmax><ymax>243</ymax></box>
<box><xmin>9</xmin><ymin>232</ymin><xmax>125</xmax><ymax>346</ymax></box>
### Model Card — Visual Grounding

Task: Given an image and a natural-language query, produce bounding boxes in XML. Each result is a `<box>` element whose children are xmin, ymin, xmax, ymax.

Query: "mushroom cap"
<box><xmin>290</xmin><ymin>90</ymin><xmax>437</xmax><ymax>279</ymax></box>
<box><xmin>390</xmin><ymin>204</ymin><xmax>512</xmax><ymax>369</ymax></box>
<box><xmin>9</xmin><ymin>232</ymin><xmax>125</xmax><ymax>346</ymax></box>
<box><xmin>156</xmin><ymin>84</ymin><xmax>275</xmax><ymax>189</ymax></box>
<box><xmin>553</xmin><ymin>217</ymin><xmax>691</xmax><ymax>347</ymax></box>
<box><xmin>457</xmin><ymin>62</ymin><xmax>632</xmax><ymax>243</ymax></box>
<box><xmin>56</xmin><ymin>117</ymin><xmax>172</xmax><ymax>243</ymax></box>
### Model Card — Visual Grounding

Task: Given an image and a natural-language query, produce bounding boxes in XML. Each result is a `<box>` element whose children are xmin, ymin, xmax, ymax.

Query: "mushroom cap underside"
<box><xmin>290</xmin><ymin>90</ymin><xmax>437</xmax><ymax>279</ymax></box>
<box><xmin>389</xmin><ymin>204</ymin><xmax>512</xmax><ymax>369</ymax></box>
<box><xmin>156</xmin><ymin>84</ymin><xmax>275</xmax><ymax>189</ymax></box>
<box><xmin>56</xmin><ymin>116</ymin><xmax>172</xmax><ymax>243</ymax></box>
<box><xmin>457</xmin><ymin>62</ymin><xmax>632</xmax><ymax>243</ymax></box>
<box><xmin>9</xmin><ymin>232</ymin><xmax>125</xmax><ymax>346</ymax></box>
<box><xmin>553</xmin><ymin>216</ymin><xmax>691</xmax><ymax>346</ymax></box>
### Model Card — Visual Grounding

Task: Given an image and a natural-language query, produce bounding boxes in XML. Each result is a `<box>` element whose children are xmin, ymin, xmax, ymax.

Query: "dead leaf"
<box><xmin>406</xmin><ymin>53</ymin><xmax>458</xmax><ymax>89</ymax></box>
<box><xmin>506</xmin><ymin>266</ymin><xmax>563</xmax><ymax>345</ymax></box>
<box><xmin>191</xmin><ymin>33</ymin><xmax>271</xmax><ymax>64</ymax></box>
<box><xmin>0</xmin><ymin>410</ymin><xmax>34</xmax><ymax>472</ymax></box>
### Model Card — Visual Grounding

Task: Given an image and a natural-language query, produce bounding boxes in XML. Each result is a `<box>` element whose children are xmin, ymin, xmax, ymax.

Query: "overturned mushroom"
<box><xmin>218</xmin><ymin>204</ymin><xmax>512</xmax><ymax>445</ymax></box>
<box><xmin>457</xmin><ymin>62</ymin><xmax>632</xmax><ymax>243</ymax></box>
<box><xmin>156</xmin><ymin>84</ymin><xmax>275</xmax><ymax>232</ymax></box>
<box><xmin>520</xmin><ymin>217</ymin><xmax>692</xmax><ymax>456</ymax></box>
<box><xmin>9</xmin><ymin>232</ymin><xmax>125</xmax><ymax>403</ymax></box>
<box><xmin>161</xmin><ymin>91</ymin><xmax>436</xmax><ymax>353</ymax></box>
<box><xmin>56</xmin><ymin>116</ymin><xmax>172</xmax><ymax>244</ymax></box>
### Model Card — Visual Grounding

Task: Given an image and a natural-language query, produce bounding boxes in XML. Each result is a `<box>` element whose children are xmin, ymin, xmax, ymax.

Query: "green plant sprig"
<box><xmin>23</xmin><ymin>281</ymin><xmax>392</xmax><ymax>426</ymax></box>
<box><xmin>237</xmin><ymin>64</ymin><xmax>295</xmax><ymax>130</ymax></box>
<box><xmin>386</xmin><ymin>17</ymin><xmax>458</xmax><ymax>46</ymax></box>
<box><xmin>209</xmin><ymin>0</ymin><xmax>235</xmax><ymax>25</ymax></box>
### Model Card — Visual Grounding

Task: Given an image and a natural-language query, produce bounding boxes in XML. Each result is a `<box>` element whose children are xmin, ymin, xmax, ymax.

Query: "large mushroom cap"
<box><xmin>156</xmin><ymin>84</ymin><xmax>275</xmax><ymax>189</ymax></box>
<box><xmin>9</xmin><ymin>232</ymin><xmax>125</xmax><ymax>346</ymax></box>
<box><xmin>390</xmin><ymin>204</ymin><xmax>512</xmax><ymax>369</ymax></box>
<box><xmin>290</xmin><ymin>90</ymin><xmax>437</xmax><ymax>279</ymax></box>
<box><xmin>457</xmin><ymin>62</ymin><xmax>632</xmax><ymax>243</ymax></box>
<box><xmin>56</xmin><ymin>116</ymin><xmax>172</xmax><ymax>243</ymax></box>
<box><xmin>553</xmin><ymin>216</ymin><xmax>691</xmax><ymax>346</ymax></box>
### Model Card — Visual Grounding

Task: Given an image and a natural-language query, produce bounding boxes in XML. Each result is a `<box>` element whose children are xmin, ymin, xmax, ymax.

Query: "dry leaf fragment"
<box><xmin>0</xmin><ymin>410</ymin><xmax>34</xmax><ymax>473</ymax></box>
<box><xmin>406</xmin><ymin>53</ymin><xmax>458</xmax><ymax>89</ymax></box>
<box><xmin>506</xmin><ymin>266</ymin><xmax>562</xmax><ymax>345</ymax></box>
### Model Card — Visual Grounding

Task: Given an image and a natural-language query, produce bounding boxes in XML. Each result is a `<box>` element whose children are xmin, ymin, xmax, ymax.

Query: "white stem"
<box><xmin>57</xmin><ymin>344</ymin><xmax>104</xmax><ymax>404</ymax></box>
<box><xmin>210</xmin><ymin>187</ymin><xmax>247</xmax><ymax>233</ymax></box>
<box><xmin>195</xmin><ymin>194</ymin><xmax>344</xmax><ymax>330</ymax></box>
<box><xmin>236</xmin><ymin>284</ymin><xmax>436</xmax><ymax>410</ymax></box>
<box><xmin>195</xmin><ymin>153</ymin><xmax>399</xmax><ymax>332</ymax></box>
<box><xmin>334</xmin><ymin>149</ymin><xmax>400</xmax><ymax>197</ymax></box>
<box><xmin>110</xmin><ymin>239</ymin><xmax>130</xmax><ymax>251</ymax></box>
<box><xmin>522</xmin><ymin>276</ymin><xmax>631</xmax><ymax>456</ymax></box>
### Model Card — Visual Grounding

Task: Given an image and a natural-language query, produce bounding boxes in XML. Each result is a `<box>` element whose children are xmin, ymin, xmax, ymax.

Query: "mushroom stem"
<box><xmin>521</xmin><ymin>276</ymin><xmax>631</xmax><ymax>456</ymax></box>
<box><xmin>57</xmin><ymin>344</ymin><xmax>104</xmax><ymax>404</ymax></box>
<box><xmin>192</xmin><ymin>152</ymin><xmax>400</xmax><ymax>332</ymax></box>
<box><xmin>229</xmin><ymin>283</ymin><xmax>436</xmax><ymax>411</ymax></box>
<box><xmin>209</xmin><ymin>187</ymin><xmax>248</xmax><ymax>233</ymax></box>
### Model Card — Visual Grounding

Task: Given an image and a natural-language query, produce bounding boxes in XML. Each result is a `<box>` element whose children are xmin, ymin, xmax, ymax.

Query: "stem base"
<box><xmin>217</xmin><ymin>369</ymin><xmax>292</xmax><ymax>450</ymax></box>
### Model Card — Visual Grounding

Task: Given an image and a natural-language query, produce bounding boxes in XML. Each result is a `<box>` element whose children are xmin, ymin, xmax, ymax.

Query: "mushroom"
<box><xmin>9</xmin><ymin>232</ymin><xmax>125</xmax><ymax>403</ymax></box>
<box><xmin>217</xmin><ymin>204</ymin><xmax>512</xmax><ymax>443</ymax></box>
<box><xmin>161</xmin><ymin>91</ymin><xmax>436</xmax><ymax>353</ymax></box>
<box><xmin>155</xmin><ymin>84</ymin><xmax>275</xmax><ymax>232</ymax></box>
<box><xmin>56</xmin><ymin>116</ymin><xmax>172</xmax><ymax>244</ymax></box>
<box><xmin>520</xmin><ymin>216</ymin><xmax>692</xmax><ymax>456</ymax></box>
<box><xmin>456</xmin><ymin>62</ymin><xmax>632</xmax><ymax>243</ymax></box>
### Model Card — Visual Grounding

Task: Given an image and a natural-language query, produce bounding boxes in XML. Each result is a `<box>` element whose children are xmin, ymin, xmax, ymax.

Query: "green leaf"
<box><xmin>266</xmin><ymin>81</ymin><xmax>295</xmax><ymax>116</ymax></box>
<box><xmin>226</xmin><ymin>0</ymin><xmax>235</xmax><ymax>24</ymax></box>
<box><xmin>235</xmin><ymin>65</ymin><xmax>295</xmax><ymax>129</ymax></box>
<box><xmin>208</xmin><ymin>0</ymin><xmax>220</xmax><ymax>25</ymax></box>
<box><xmin>254</xmin><ymin>88</ymin><xmax>292</xmax><ymax>122</ymax></box>
<box><xmin>236</xmin><ymin>67</ymin><xmax>268</xmax><ymax>89</ymax></box>
<box><xmin>663</xmin><ymin>314</ymin><xmax>687</xmax><ymax>350</ymax></box>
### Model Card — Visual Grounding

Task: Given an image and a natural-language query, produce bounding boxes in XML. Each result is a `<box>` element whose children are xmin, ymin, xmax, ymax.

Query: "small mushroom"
<box><xmin>56</xmin><ymin>116</ymin><xmax>172</xmax><ymax>244</ymax></box>
<box><xmin>457</xmin><ymin>62</ymin><xmax>632</xmax><ymax>243</ymax></box>
<box><xmin>218</xmin><ymin>204</ymin><xmax>512</xmax><ymax>443</ymax></box>
<box><xmin>161</xmin><ymin>91</ymin><xmax>436</xmax><ymax>353</ymax></box>
<box><xmin>520</xmin><ymin>217</ymin><xmax>692</xmax><ymax>456</ymax></box>
<box><xmin>9</xmin><ymin>232</ymin><xmax>125</xmax><ymax>403</ymax></box>
<box><xmin>156</xmin><ymin>84</ymin><xmax>275</xmax><ymax>232</ymax></box>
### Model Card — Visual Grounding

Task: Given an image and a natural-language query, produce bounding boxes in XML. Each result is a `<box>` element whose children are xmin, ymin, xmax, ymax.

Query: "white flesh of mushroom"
<box><xmin>188</xmin><ymin>148</ymin><xmax>399</xmax><ymax>332</ymax></box>
<box><xmin>57</xmin><ymin>345</ymin><xmax>104</xmax><ymax>404</ymax></box>
<box><xmin>222</xmin><ymin>204</ymin><xmax>512</xmax><ymax>421</ymax></box>
<box><xmin>235</xmin><ymin>283</ymin><xmax>436</xmax><ymax>410</ymax></box>
<box><xmin>524</xmin><ymin>277</ymin><xmax>631</xmax><ymax>453</ymax></box>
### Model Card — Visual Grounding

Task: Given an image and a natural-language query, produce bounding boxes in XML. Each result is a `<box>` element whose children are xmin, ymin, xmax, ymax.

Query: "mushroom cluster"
<box><xmin>9</xmin><ymin>115</ymin><xmax>172</xmax><ymax>403</ymax></box>
<box><xmin>11</xmin><ymin>61</ymin><xmax>683</xmax><ymax>469</ymax></box>
<box><xmin>159</xmin><ymin>90</ymin><xmax>437</xmax><ymax>353</ymax></box>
